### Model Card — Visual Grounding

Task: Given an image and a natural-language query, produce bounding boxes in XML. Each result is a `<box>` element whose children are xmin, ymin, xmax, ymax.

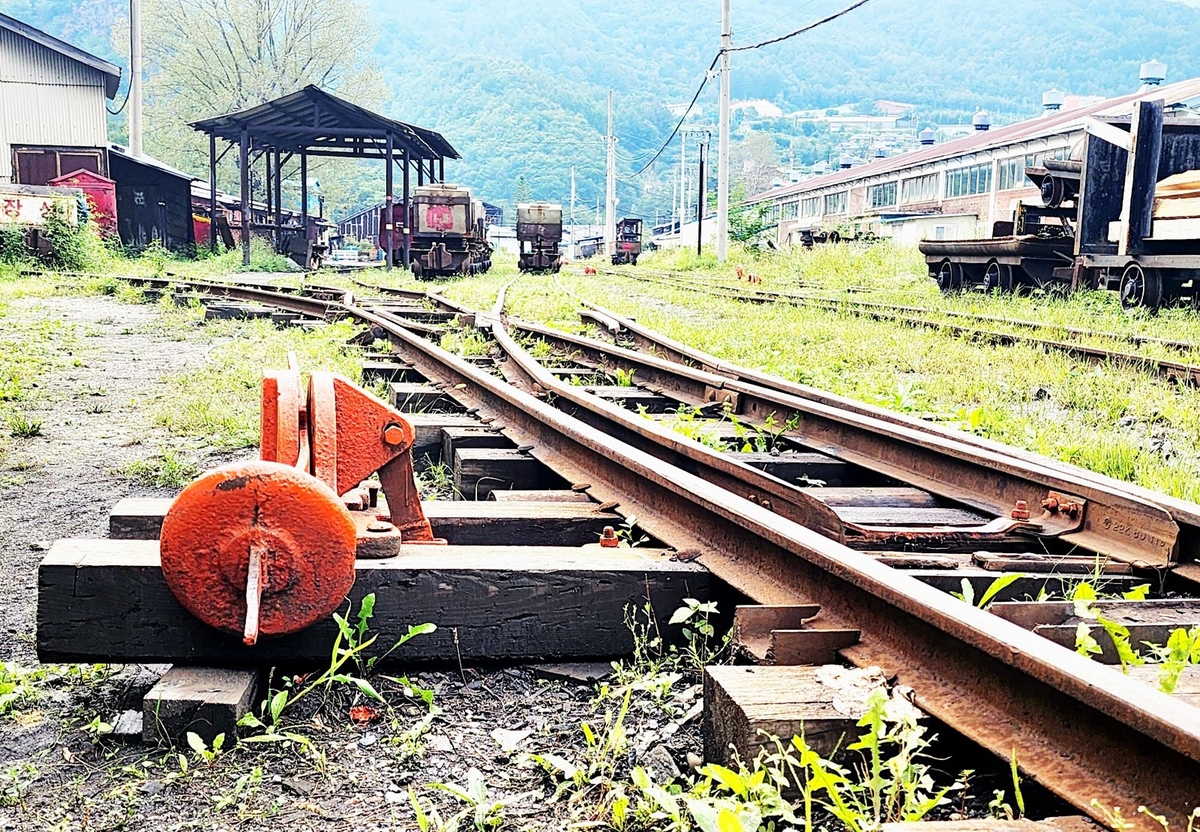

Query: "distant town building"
<box><xmin>748</xmin><ymin>73</ymin><xmax>1200</xmax><ymax>247</ymax></box>
<box><xmin>732</xmin><ymin>100</ymin><xmax>784</xmax><ymax>119</ymax></box>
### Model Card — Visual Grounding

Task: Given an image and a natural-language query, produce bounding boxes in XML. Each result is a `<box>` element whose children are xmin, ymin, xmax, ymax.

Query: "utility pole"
<box><xmin>697</xmin><ymin>133</ymin><xmax>710</xmax><ymax>256</ymax></box>
<box><xmin>678</xmin><ymin>136</ymin><xmax>687</xmax><ymax>241</ymax></box>
<box><xmin>604</xmin><ymin>91</ymin><xmax>617</xmax><ymax>258</ymax></box>
<box><xmin>715</xmin><ymin>0</ymin><xmax>731</xmax><ymax>260</ymax></box>
<box><xmin>129</xmin><ymin>0</ymin><xmax>143</xmax><ymax>157</ymax></box>
<box><xmin>570</xmin><ymin>166</ymin><xmax>577</xmax><ymax>258</ymax></box>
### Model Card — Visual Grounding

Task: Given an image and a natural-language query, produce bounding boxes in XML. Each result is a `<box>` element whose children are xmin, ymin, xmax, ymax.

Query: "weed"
<box><xmin>7</xmin><ymin>413</ymin><xmax>42</xmax><ymax>438</ymax></box>
<box><xmin>729</xmin><ymin>411</ymin><xmax>800</xmax><ymax>454</ymax></box>
<box><xmin>660</xmin><ymin>405</ymin><xmax>730</xmax><ymax>451</ymax></box>
<box><xmin>952</xmin><ymin>573</ymin><xmax>1026</xmax><ymax>608</ymax></box>
<box><xmin>121</xmin><ymin>450</ymin><xmax>198</xmax><ymax>489</ymax></box>
<box><xmin>0</xmin><ymin>663</ymin><xmax>46</xmax><ymax>715</ymax></box>
<box><xmin>81</xmin><ymin>715</ymin><xmax>113</xmax><ymax>741</ymax></box>
<box><xmin>1150</xmin><ymin>626</ymin><xmax>1200</xmax><ymax>693</ymax></box>
<box><xmin>670</xmin><ymin>598</ymin><xmax>730</xmax><ymax>669</ymax></box>
<box><xmin>988</xmin><ymin>748</ymin><xmax>1026</xmax><ymax>820</ymax></box>
<box><xmin>1072</xmin><ymin>581</ymin><xmax>1149</xmax><ymax>672</ymax></box>
<box><xmin>613</xmin><ymin>367</ymin><xmax>637</xmax><ymax>387</ymax></box>
<box><xmin>614</xmin><ymin>515</ymin><xmax>650</xmax><ymax>547</ymax></box>
<box><xmin>186</xmin><ymin>731</ymin><xmax>225</xmax><ymax>765</ymax></box>
<box><xmin>416</xmin><ymin>455</ymin><xmax>457</xmax><ymax>500</ymax></box>
<box><xmin>85</xmin><ymin>400</ymin><xmax>110</xmax><ymax>414</ymax></box>
<box><xmin>0</xmin><ymin>762</ymin><xmax>37</xmax><ymax>806</ymax></box>
<box><xmin>440</xmin><ymin>322</ymin><xmax>491</xmax><ymax>357</ymax></box>
<box><xmin>427</xmin><ymin>768</ymin><xmax>513</xmax><ymax>831</ymax></box>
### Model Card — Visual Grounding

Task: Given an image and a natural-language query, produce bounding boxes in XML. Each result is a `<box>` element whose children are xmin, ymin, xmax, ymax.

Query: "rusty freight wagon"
<box><xmin>516</xmin><ymin>202</ymin><xmax>564</xmax><ymax>273</ymax></box>
<box><xmin>379</xmin><ymin>183</ymin><xmax>492</xmax><ymax>278</ymax></box>
<box><xmin>921</xmin><ymin>99</ymin><xmax>1200</xmax><ymax>309</ymax></box>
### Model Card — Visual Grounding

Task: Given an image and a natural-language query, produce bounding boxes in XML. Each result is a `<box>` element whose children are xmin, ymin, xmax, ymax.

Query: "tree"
<box><xmin>140</xmin><ymin>0</ymin><xmax>385</xmax><ymax>178</ymax></box>
<box><xmin>729</xmin><ymin>131</ymin><xmax>782</xmax><ymax>198</ymax></box>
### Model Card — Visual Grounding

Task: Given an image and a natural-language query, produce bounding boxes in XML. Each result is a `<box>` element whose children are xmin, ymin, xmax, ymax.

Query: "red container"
<box><xmin>50</xmin><ymin>169</ymin><xmax>117</xmax><ymax>236</ymax></box>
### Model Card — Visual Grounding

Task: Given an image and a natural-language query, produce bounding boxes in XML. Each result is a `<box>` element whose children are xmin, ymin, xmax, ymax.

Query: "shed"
<box><xmin>190</xmin><ymin>85</ymin><xmax>458</xmax><ymax>269</ymax></box>
<box><xmin>109</xmin><ymin>145</ymin><xmax>196</xmax><ymax>253</ymax></box>
<box><xmin>0</xmin><ymin>13</ymin><xmax>120</xmax><ymax>184</ymax></box>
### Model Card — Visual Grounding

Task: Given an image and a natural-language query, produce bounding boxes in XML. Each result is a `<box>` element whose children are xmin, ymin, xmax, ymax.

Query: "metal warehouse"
<box><xmin>0</xmin><ymin>13</ymin><xmax>120</xmax><ymax>184</ymax></box>
<box><xmin>748</xmin><ymin>72</ymin><xmax>1200</xmax><ymax>248</ymax></box>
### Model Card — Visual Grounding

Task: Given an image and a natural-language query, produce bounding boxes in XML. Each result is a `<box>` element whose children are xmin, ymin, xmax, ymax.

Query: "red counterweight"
<box><xmin>160</xmin><ymin>359</ymin><xmax>440</xmax><ymax>645</ymax></box>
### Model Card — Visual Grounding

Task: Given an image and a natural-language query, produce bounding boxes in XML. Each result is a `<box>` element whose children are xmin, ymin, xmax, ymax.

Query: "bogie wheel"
<box><xmin>981</xmin><ymin>261</ymin><xmax>1014</xmax><ymax>294</ymax></box>
<box><xmin>1119</xmin><ymin>262</ymin><xmax>1164</xmax><ymax>311</ymax></box>
<box><xmin>935</xmin><ymin>260</ymin><xmax>962</xmax><ymax>293</ymax></box>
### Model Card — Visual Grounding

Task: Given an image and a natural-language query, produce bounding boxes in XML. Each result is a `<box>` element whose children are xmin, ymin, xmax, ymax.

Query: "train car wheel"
<box><xmin>935</xmin><ymin>260</ymin><xmax>962</xmax><ymax>293</ymax></box>
<box><xmin>982</xmin><ymin>261</ymin><xmax>1006</xmax><ymax>293</ymax></box>
<box><xmin>1119</xmin><ymin>262</ymin><xmax>1164</xmax><ymax>311</ymax></box>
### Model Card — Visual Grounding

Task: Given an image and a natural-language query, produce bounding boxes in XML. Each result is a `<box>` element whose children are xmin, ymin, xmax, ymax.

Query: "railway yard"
<box><xmin>1</xmin><ymin>242</ymin><xmax>1200</xmax><ymax>830</ymax></box>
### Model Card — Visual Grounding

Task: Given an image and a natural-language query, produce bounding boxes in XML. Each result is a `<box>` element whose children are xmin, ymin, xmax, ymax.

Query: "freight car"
<box><xmin>378</xmin><ymin>183</ymin><xmax>492</xmax><ymax>278</ymax></box>
<box><xmin>613</xmin><ymin>217</ymin><xmax>642</xmax><ymax>265</ymax></box>
<box><xmin>516</xmin><ymin>202</ymin><xmax>564</xmax><ymax>273</ymax></box>
<box><xmin>920</xmin><ymin>100</ymin><xmax>1200</xmax><ymax>309</ymax></box>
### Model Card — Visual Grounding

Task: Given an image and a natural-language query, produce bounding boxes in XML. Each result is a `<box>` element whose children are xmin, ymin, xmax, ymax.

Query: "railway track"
<box><xmin>41</xmin><ymin>271</ymin><xmax>1200</xmax><ymax>826</ymax></box>
<box><xmin>595</xmin><ymin>265</ymin><xmax>1200</xmax><ymax>386</ymax></box>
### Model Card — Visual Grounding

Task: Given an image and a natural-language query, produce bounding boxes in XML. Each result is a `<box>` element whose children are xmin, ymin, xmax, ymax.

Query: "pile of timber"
<box><xmin>1150</xmin><ymin>170</ymin><xmax>1200</xmax><ymax>240</ymax></box>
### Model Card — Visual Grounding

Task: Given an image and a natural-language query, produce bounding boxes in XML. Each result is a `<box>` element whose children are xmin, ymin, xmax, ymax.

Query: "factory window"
<box><xmin>998</xmin><ymin>147</ymin><xmax>1072</xmax><ymax>191</ymax></box>
<box><xmin>901</xmin><ymin>173</ymin><xmax>939</xmax><ymax>204</ymax></box>
<box><xmin>867</xmin><ymin>181</ymin><xmax>897</xmax><ymax>209</ymax></box>
<box><xmin>945</xmin><ymin>162</ymin><xmax>992</xmax><ymax>198</ymax></box>
<box><xmin>800</xmin><ymin>196</ymin><xmax>821</xmax><ymax>217</ymax></box>
<box><xmin>824</xmin><ymin>191</ymin><xmax>847</xmax><ymax>214</ymax></box>
<box><xmin>781</xmin><ymin>201</ymin><xmax>799</xmax><ymax>220</ymax></box>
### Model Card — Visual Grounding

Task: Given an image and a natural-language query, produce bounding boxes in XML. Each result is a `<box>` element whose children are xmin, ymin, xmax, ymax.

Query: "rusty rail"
<box><xmin>105</xmin><ymin>271</ymin><xmax>1200</xmax><ymax>826</ymax></box>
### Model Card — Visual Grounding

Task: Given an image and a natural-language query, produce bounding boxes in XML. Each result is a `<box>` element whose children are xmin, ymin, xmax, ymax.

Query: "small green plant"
<box><xmin>427</xmin><ymin>768</ymin><xmax>511</xmax><ymax>831</ymax></box>
<box><xmin>613</xmin><ymin>367</ymin><xmax>637</xmax><ymax>387</ymax></box>
<box><xmin>121</xmin><ymin>450</ymin><xmax>198</xmax><ymax>488</ymax></box>
<box><xmin>0</xmin><ymin>663</ymin><xmax>46</xmax><ymax>714</ymax></box>
<box><xmin>186</xmin><ymin>731</ymin><xmax>225</xmax><ymax>766</ymax></box>
<box><xmin>80</xmin><ymin>715</ymin><xmax>113</xmax><ymax>742</ymax></box>
<box><xmin>669</xmin><ymin>598</ymin><xmax>730</xmax><ymax>668</ymax></box>
<box><xmin>987</xmin><ymin>749</ymin><xmax>1026</xmax><ymax>820</ymax></box>
<box><xmin>7</xmin><ymin>412</ymin><xmax>42</xmax><ymax>438</ymax></box>
<box><xmin>1150</xmin><ymin>625</ymin><xmax>1200</xmax><ymax>693</ymax></box>
<box><xmin>531</xmin><ymin>689</ymin><xmax>633</xmax><ymax>817</ymax></box>
<box><xmin>728</xmin><ymin>411</ymin><xmax>800</xmax><ymax>454</ymax></box>
<box><xmin>415</xmin><ymin>455</ymin><xmax>457</xmax><ymax>500</ymax></box>
<box><xmin>614</xmin><ymin>515</ymin><xmax>650</xmax><ymax>547</ymax></box>
<box><xmin>952</xmin><ymin>573</ymin><xmax>1026</xmax><ymax>608</ymax></box>
<box><xmin>661</xmin><ymin>406</ymin><xmax>729</xmax><ymax>451</ymax></box>
<box><xmin>0</xmin><ymin>762</ymin><xmax>37</xmax><ymax>807</ymax></box>
<box><xmin>1072</xmin><ymin>581</ymin><xmax>1147</xmax><ymax>672</ymax></box>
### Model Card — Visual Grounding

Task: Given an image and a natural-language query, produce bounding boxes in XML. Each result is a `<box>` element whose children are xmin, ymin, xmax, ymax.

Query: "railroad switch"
<box><xmin>160</xmin><ymin>357</ymin><xmax>442</xmax><ymax>646</ymax></box>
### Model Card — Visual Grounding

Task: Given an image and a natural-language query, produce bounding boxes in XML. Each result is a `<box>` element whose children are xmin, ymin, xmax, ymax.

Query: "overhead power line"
<box><xmin>632</xmin><ymin>0</ymin><xmax>877</xmax><ymax>177</ymax></box>
<box><xmin>726</xmin><ymin>0</ymin><xmax>875</xmax><ymax>52</ymax></box>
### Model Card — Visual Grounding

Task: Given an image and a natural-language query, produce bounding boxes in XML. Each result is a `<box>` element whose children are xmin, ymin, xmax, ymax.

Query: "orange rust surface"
<box><xmin>261</xmin><ymin>369</ymin><xmax>302</xmax><ymax>466</ymax></box>
<box><xmin>160</xmin><ymin>461</ymin><xmax>356</xmax><ymax>639</ymax></box>
<box><xmin>326</xmin><ymin>373</ymin><xmax>414</xmax><ymax>497</ymax></box>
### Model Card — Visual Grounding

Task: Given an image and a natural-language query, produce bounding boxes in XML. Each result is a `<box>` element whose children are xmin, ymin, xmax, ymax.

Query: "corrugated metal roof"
<box><xmin>0</xmin><ymin>12</ymin><xmax>120</xmax><ymax>98</ymax></box>
<box><xmin>190</xmin><ymin>85</ymin><xmax>459</xmax><ymax>161</ymax></box>
<box><xmin>748</xmin><ymin>77</ymin><xmax>1200</xmax><ymax>204</ymax></box>
<box><xmin>110</xmin><ymin>144</ymin><xmax>196</xmax><ymax>182</ymax></box>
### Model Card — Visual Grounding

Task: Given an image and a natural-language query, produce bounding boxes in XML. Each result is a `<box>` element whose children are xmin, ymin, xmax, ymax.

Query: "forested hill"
<box><xmin>5</xmin><ymin>0</ymin><xmax>1200</xmax><ymax>219</ymax></box>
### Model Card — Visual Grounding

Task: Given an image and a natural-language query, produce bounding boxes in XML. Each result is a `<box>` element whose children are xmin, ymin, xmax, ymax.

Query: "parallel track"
<box><xmin>106</xmin><ymin>271</ymin><xmax>1200</xmax><ymax>826</ymax></box>
<box><xmin>596</xmin><ymin>266</ymin><xmax>1200</xmax><ymax>386</ymax></box>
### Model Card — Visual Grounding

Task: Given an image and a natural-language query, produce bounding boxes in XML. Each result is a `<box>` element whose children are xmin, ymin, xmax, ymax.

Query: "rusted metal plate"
<box><xmin>159</xmin><ymin>461</ymin><xmax>357</xmax><ymax>642</ymax></box>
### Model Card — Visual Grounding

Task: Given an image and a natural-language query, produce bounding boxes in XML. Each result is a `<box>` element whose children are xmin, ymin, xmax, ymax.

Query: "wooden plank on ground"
<box><xmin>110</xmin><ymin>498</ymin><xmax>620</xmax><ymax>546</ymax></box>
<box><xmin>389</xmin><ymin>382</ymin><xmax>463</xmax><ymax>413</ymax></box>
<box><xmin>727</xmin><ymin>451</ymin><xmax>852</xmax><ymax>487</ymax></box>
<box><xmin>39</xmin><ymin>540</ymin><xmax>722</xmax><ymax>664</ymax></box>
<box><xmin>490</xmin><ymin>490</ymin><xmax>591</xmax><ymax>503</ymax></box>
<box><xmin>703</xmin><ymin>664</ymin><xmax>880</xmax><ymax>763</ymax></box>
<box><xmin>453</xmin><ymin>447</ymin><xmax>561</xmax><ymax>499</ymax></box>
<box><xmin>441</xmin><ymin>425</ymin><xmax>512</xmax><ymax>464</ymax></box>
<box><xmin>800</xmin><ymin>487</ymin><xmax>940</xmax><ymax>508</ymax></box>
<box><xmin>143</xmin><ymin>667</ymin><xmax>259</xmax><ymax>745</ymax></box>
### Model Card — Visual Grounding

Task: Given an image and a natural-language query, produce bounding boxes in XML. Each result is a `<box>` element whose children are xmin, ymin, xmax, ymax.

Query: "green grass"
<box><xmin>146</xmin><ymin>309</ymin><xmax>367</xmax><ymax>450</ymax></box>
<box><xmin>430</xmin><ymin>243</ymin><xmax>1200</xmax><ymax>503</ymax></box>
<box><xmin>121</xmin><ymin>449</ymin><xmax>200</xmax><ymax>489</ymax></box>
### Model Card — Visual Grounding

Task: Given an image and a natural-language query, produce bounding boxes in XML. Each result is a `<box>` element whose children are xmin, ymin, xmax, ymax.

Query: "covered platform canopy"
<box><xmin>190</xmin><ymin>85</ymin><xmax>459</xmax><ymax>267</ymax></box>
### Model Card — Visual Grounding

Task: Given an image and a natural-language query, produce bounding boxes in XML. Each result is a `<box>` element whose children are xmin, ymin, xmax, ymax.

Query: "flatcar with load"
<box><xmin>920</xmin><ymin>101</ymin><xmax>1200</xmax><ymax>309</ymax></box>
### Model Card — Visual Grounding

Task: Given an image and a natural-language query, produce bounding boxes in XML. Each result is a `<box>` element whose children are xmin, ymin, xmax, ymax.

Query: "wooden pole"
<box><xmin>239</xmin><ymin>128</ymin><xmax>249</xmax><ymax>266</ymax></box>
<box><xmin>208</xmin><ymin>133</ymin><xmax>217</xmax><ymax>254</ymax></box>
<box><xmin>402</xmin><ymin>150</ymin><xmax>411</xmax><ymax>269</ymax></box>
<box><xmin>385</xmin><ymin>133</ymin><xmax>394</xmax><ymax>271</ymax></box>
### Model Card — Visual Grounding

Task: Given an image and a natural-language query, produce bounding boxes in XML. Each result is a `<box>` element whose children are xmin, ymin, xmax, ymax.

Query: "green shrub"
<box><xmin>41</xmin><ymin>204</ymin><xmax>92</xmax><ymax>271</ymax></box>
<box><xmin>0</xmin><ymin>227</ymin><xmax>27</xmax><ymax>264</ymax></box>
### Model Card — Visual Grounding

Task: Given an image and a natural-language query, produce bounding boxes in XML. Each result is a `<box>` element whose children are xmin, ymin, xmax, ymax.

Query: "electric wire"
<box><xmin>106</xmin><ymin>10</ymin><xmax>135</xmax><ymax>116</ymax></box>
<box><xmin>631</xmin><ymin>0</ymin><xmax>877</xmax><ymax>177</ymax></box>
